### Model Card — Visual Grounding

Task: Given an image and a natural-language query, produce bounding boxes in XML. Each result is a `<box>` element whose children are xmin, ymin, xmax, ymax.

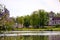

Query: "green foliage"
<box><xmin>30</xmin><ymin>11</ymin><xmax>40</xmax><ymax>28</ymax></box>
<box><xmin>23</xmin><ymin>15</ymin><xmax>30</xmax><ymax>28</ymax></box>
<box><xmin>38</xmin><ymin>10</ymin><xmax>48</xmax><ymax>28</ymax></box>
<box><xmin>55</xmin><ymin>25</ymin><xmax>60</xmax><ymax>28</ymax></box>
<box><xmin>16</xmin><ymin>10</ymin><xmax>49</xmax><ymax>28</ymax></box>
<box><xmin>16</xmin><ymin>16</ymin><xmax>24</xmax><ymax>24</ymax></box>
<box><xmin>30</xmin><ymin>10</ymin><xmax>49</xmax><ymax>28</ymax></box>
<box><xmin>4</xmin><ymin>19</ymin><xmax>15</xmax><ymax>30</ymax></box>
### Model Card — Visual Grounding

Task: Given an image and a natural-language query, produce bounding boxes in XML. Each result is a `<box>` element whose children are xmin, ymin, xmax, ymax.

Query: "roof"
<box><xmin>5</xmin><ymin>8</ymin><xmax>9</xmax><ymax>13</ymax></box>
<box><xmin>0</xmin><ymin>8</ymin><xmax>9</xmax><ymax>17</ymax></box>
<box><xmin>52</xmin><ymin>17</ymin><xmax>60</xmax><ymax>20</ymax></box>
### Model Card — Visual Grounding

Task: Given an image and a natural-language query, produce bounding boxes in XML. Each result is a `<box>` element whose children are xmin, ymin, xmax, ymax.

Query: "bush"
<box><xmin>55</xmin><ymin>25</ymin><xmax>60</xmax><ymax>28</ymax></box>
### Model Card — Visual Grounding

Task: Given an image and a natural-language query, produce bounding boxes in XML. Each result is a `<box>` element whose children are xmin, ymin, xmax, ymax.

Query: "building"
<box><xmin>0</xmin><ymin>4</ymin><xmax>10</xmax><ymax>20</ymax></box>
<box><xmin>0</xmin><ymin>4</ymin><xmax>10</xmax><ymax>27</ymax></box>
<box><xmin>49</xmin><ymin>11</ymin><xmax>60</xmax><ymax>25</ymax></box>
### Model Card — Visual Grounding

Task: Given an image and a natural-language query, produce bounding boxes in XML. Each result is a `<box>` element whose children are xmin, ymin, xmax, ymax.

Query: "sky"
<box><xmin>0</xmin><ymin>0</ymin><xmax>60</xmax><ymax>17</ymax></box>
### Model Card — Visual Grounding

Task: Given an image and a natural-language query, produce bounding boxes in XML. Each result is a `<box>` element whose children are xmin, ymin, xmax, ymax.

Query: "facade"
<box><xmin>49</xmin><ymin>11</ymin><xmax>60</xmax><ymax>25</ymax></box>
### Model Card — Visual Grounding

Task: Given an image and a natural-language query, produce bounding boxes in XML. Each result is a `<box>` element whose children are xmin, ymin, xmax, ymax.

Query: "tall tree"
<box><xmin>30</xmin><ymin>11</ymin><xmax>40</xmax><ymax>28</ymax></box>
<box><xmin>38</xmin><ymin>10</ymin><xmax>48</xmax><ymax>28</ymax></box>
<box><xmin>23</xmin><ymin>15</ymin><xmax>30</xmax><ymax>28</ymax></box>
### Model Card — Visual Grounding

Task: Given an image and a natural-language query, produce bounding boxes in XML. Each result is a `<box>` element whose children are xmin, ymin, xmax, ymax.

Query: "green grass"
<box><xmin>15</xmin><ymin>27</ymin><xmax>60</xmax><ymax>31</ymax></box>
<box><xmin>1</xmin><ymin>26</ymin><xmax>60</xmax><ymax>31</ymax></box>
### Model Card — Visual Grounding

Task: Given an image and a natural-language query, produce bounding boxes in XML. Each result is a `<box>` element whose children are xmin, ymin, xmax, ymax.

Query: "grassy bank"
<box><xmin>0</xmin><ymin>26</ymin><xmax>60</xmax><ymax>31</ymax></box>
<box><xmin>15</xmin><ymin>27</ymin><xmax>60</xmax><ymax>31</ymax></box>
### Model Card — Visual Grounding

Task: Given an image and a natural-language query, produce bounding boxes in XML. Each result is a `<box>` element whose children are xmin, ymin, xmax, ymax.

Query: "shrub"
<box><xmin>55</xmin><ymin>25</ymin><xmax>60</xmax><ymax>28</ymax></box>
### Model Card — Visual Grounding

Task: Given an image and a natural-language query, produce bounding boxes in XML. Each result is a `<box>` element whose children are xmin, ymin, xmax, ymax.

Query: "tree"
<box><xmin>4</xmin><ymin>18</ymin><xmax>15</xmax><ymax>31</ymax></box>
<box><xmin>30</xmin><ymin>11</ymin><xmax>40</xmax><ymax>28</ymax></box>
<box><xmin>23</xmin><ymin>15</ymin><xmax>30</xmax><ymax>28</ymax></box>
<box><xmin>38</xmin><ymin>10</ymin><xmax>48</xmax><ymax>28</ymax></box>
<box><xmin>16</xmin><ymin>16</ymin><xmax>24</xmax><ymax>28</ymax></box>
<box><xmin>0</xmin><ymin>4</ymin><xmax>15</xmax><ymax>31</ymax></box>
<box><xmin>16</xmin><ymin>16</ymin><xmax>24</xmax><ymax>24</ymax></box>
<box><xmin>56</xmin><ymin>13</ymin><xmax>60</xmax><ymax>17</ymax></box>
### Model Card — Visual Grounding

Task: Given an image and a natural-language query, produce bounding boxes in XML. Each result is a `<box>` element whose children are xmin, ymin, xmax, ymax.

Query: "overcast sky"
<box><xmin>0</xmin><ymin>0</ymin><xmax>60</xmax><ymax>17</ymax></box>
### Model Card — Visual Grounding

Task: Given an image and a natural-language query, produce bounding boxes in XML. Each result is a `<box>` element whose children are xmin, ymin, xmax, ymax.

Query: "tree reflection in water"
<box><xmin>0</xmin><ymin>35</ymin><xmax>48</xmax><ymax>40</ymax></box>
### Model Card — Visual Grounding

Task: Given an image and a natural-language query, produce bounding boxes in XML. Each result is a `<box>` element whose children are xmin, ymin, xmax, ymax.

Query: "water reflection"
<box><xmin>0</xmin><ymin>35</ymin><xmax>48</xmax><ymax>40</ymax></box>
<box><xmin>1</xmin><ymin>35</ymin><xmax>60</xmax><ymax>40</ymax></box>
<box><xmin>0</xmin><ymin>31</ymin><xmax>60</xmax><ymax>40</ymax></box>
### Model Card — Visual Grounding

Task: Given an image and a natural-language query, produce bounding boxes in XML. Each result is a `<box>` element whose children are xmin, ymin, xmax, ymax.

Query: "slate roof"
<box><xmin>4</xmin><ymin>8</ymin><xmax>9</xmax><ymax>13</ymax></box>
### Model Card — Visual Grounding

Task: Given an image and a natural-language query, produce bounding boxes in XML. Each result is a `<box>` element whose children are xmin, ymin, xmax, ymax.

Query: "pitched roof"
<box><xmin>4</xmin><ymin>8</ymin><xmax>9</xmax><ymax>13</ymax></box>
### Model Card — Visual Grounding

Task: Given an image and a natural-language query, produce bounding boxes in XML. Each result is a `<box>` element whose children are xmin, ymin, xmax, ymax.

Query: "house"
<box><xmin>49</xmin><ymin>11</ymin><xmax>60</xmax><ymax>25</ymax></box>
<box><xmin>0</xmin><ymin>4</ymin><xmax>10</xmax><ymax>26</ymax></box>
<box><xmin>0</xmin><ymin>5</ymin><xmax>10</xmax><ymax>20</ymax></box>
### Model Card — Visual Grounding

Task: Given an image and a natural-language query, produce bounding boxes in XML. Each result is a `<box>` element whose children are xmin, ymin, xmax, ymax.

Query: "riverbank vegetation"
<box><xmin>14</xmin><ymin>27</ymin><xmax>60</xmax><ymax>31</ymax></box>
<box><xmin>0</xmin><ymin>5</ymin><xmax>60</xmax><ymax>31</ymax></box>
